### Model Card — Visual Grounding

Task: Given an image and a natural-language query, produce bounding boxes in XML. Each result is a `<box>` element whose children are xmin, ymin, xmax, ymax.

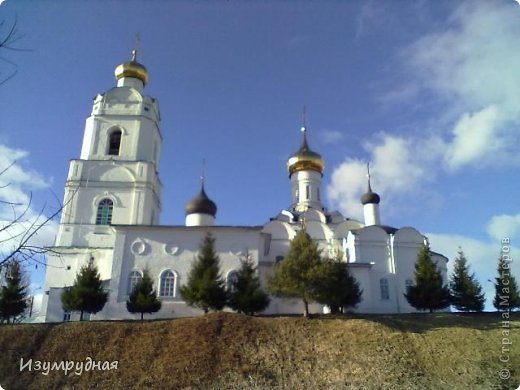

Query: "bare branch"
<box><xmin>0</xmin><ymin>161</ymin><xmax>78</xmax><ymax>269</ymax></box>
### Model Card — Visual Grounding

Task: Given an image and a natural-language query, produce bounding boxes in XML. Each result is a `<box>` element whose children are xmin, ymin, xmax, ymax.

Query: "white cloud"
<box><xmin>330</xmin><ymin>2</ymin><xmax>520</xmax><ymax>217</ymax></box>
<box><xmin>407</xmin><ymin>2</ymin><xmax>520</xmax><ymax>110</ymax></box>
<box><xmin>327</xmin><ymin>133</ymin><xmax>444</xmax><ymax>219</ymax></box>
<box><xmin>0</xmin><ymin>144</ymin><xmax>49</xmax><ymax>212</ymax></box>
<box><xmin>327</xmin><ymin>159</ymin><xmax>367</xmax><ymax>219</ymax></box>
<box><xmin>0</xmin><ymin>143</ymin><xmax>58</xmax><ymax>264</ymax></box>
<box><xmin>405</xmin><ymin>1</ymin><xmax>520</xmax><ymax>169</ymax></box>
<box><xmin>487</xmin><ymin>213</ymin><xmax>520</xmax><ymax>243</ymax></box>
<box><xmin>444</xmin><ymin>105</ymin><xmax>506</xmax><ymax>169</ymax></box>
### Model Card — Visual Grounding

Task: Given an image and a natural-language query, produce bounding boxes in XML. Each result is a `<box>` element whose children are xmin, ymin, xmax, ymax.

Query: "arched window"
<box><xmin>96</xmin><ymin>198</ymin><xmax>113</xmax><ymax>225</ymax></box>
<box><xmin>226</xmin><ymin>271</ymin><xmax>239</xmax><ymax>292</ymax></box>
<box><xmin>108</xmin><ymin>129</ymin><xmax>122</xmax><ymax>156</ymax></box>
<box><xmin>159</xmin><ymin>270</ymin><xmax>176</xmax><ymax>297</ymax></box>
<box><xmin>380</xmin><ymin>278</ymin><xmax>390</xmax><ymax>300</ymax></box>
<box><xmin>127</xmin><ymin>271</ymin><xmax>142</xmax><ymax>294</ymax></box>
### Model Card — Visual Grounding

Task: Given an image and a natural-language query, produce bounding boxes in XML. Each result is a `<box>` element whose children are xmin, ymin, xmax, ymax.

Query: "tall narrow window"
<box><xmin>317</xmin><ymin>187</ymin><xmax>320</xmax><ymax>201</ymax></box>
<box><xmin>380</xmin><ymin>278</ymin><xmax>390</xmax><ymax>300</ymax></box>
<box><xmin>306</xmin><ymin>185</ymin><xmax>310</xmax><ymax>200</ymax></box>
<box><xmin>96</xmin><ymin>198</ymin><xmax>113</xmax><ymax>225</ymax></box>
<box><xmin>108</xmin><ymin>130</ymin><xmax>122</xmax><ymax>155</ymax></box>
<box><xmin>159</xmin><ymin>270</ymin><xmax>176</xmax><ymax>297</ymax></box>
<box><xmin>127</xmin><ymin>271</ymin><xmax>142</xmax><ymax>295</ymax></box>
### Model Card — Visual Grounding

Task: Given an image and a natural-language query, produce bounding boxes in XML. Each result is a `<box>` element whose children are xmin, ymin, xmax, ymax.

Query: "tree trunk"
<box><xmin>429</xmin><ymin>308</ymin><xmax>433</xmax><ymax>313</ymax></box>
<box><xmin>303</xmin><ymin>299</ymin><xmax>309</xmax><ymax>318</ymax></box>
<box><xmin>141</xmin><ymin>312</ymin><xmax>144</xmax><ymax>321</ymax></box>
<box><xmin>204</xmin><ymin>308</ymin><xmax>209</xmax><ymax>314</ymax></box>
<box><xmin>80</xmin><ymin>310</ymin><xmax>84</xmax><ymax>321</ymax></box>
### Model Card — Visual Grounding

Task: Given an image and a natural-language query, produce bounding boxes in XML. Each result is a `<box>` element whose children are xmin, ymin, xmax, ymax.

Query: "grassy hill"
<box><xmin>0</xmin><ymin>312</ymin><xmax>518</xmax><ymax>389</ymax></box>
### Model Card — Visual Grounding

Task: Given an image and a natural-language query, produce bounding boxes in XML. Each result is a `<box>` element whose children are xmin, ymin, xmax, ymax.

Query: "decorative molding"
<box><xmin>131</xmin><ymin>239</ymin><xmax>148</xmax><ymax>256</ymax></box>
<box><xmin>164</xmin><ymin>244</ymin><xmax>179</xmax><ymax>256</ymax></box>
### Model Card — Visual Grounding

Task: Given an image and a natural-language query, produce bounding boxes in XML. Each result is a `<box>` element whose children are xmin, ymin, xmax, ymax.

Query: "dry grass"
<box><xmin>0</xmin><ymin>312</ymin><xmax>518</xmax><ymax>389</ymax></box>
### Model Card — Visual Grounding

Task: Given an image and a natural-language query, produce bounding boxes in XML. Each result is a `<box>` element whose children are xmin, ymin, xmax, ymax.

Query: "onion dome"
<box><xmin>287</xmin><ymin>128</ymin><xmax>324</xmax><ymax>177</ymax></box>
<box><xmin>361</xmin><ymin>186</ymin><xmax>380</xmax><ymax>205</ymax></box>
<box><xmin>114</xmin><ymin>49</ymin><xmax>149</xmax><ymax>85</ymax></box>
<box><xmin>360</xmin><ymin>164</ymin><xmax>380</xmax><ymax>205</ymax></box>
<box><xmin>185</xmin><ymin>182</ymin><xmax>217</xmax><ymax>217</ymax></box>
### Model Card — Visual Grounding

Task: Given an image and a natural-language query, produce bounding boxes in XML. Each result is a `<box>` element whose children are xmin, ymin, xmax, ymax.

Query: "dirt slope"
<box><xmin>0</xmin><ymin>312</ymin><xmax>518</xmax><ymax>389</ymax></box>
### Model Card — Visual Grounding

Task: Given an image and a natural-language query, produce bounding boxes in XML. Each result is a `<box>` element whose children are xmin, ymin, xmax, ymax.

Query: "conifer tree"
<box><xmin>126</xmin><ymin>269</ymin><xmax>161</xmax><ymax>320</ymax></box>
<box><xmin>180</xmin><ymin>233</ymin><xmax>227</xmax><ymax>313</ymax></box>
<box><xmin>228</xmin><ymin>252</ymin><xmax>270</xmax><ymax>315</ymax></box>
<box><xmin>0</xmin><ymin>260</ymin><xmax>28</xmax><ymax>324</ymax></box>
<box><xmin>449</xmin><ymin>249</ymin><xmax>485</xmax><ymax>312</ymax></box>
<box><xmin>267</xmin><ymin>228</ymin><xmax>322</xmax><ymax>317</ymax></box>
<box><xmin>312</xmin><ymin>255</ymin><xmax>362</xmax><ymax>314</ymax></box>
<box><xmin>404</xmin><ymin>244</ymin><xmax>450</xmax><ymax>313</ymax></box>
<box><xmin>61</xmin><ymin>258</ymin><xmax>108</xmax><ymax>321</ymax></box>
<box><xmin>493</xmin><ymin>255</ymin><xmax>520</xmax><ymax>311</ymax></box>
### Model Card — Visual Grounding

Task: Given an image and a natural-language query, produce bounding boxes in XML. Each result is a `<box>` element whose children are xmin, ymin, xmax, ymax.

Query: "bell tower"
<box><xmin>286</xmin><ymin>111</ymin><xmax>325</xmax><ymax>213</ymax></box>
<box><xmin>55</xmin><ymin>50</ymin><xmax>162</xmax><ymax>247</ymax></box>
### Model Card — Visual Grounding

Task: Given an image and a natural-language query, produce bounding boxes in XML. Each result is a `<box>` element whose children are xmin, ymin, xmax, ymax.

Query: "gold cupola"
<box><xmin>114</xmin><ymin>49</ymin><xmax>149</xmax><ymax>85</ymax></box>
<box><xmin>287</xmin><ymin>127</ymin><xmax>324</xmax><ymax>177</ymax></box>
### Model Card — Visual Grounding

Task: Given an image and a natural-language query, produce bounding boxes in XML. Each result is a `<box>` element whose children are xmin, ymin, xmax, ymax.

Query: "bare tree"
<box><xmin>0</xmin><ymin>162</ymin><xmax>72</xmax><ymax>271</ymax></box>
<box><xmin>0</xmin><ymin>17</ymin><xmax>28</xmax><ymax>85</ymax></box>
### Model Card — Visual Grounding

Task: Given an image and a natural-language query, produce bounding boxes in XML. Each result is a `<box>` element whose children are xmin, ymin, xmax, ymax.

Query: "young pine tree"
<box><xmin>404</xmin><ymin>244</ymin><xmax>450</xmax><ymax>313</ymax></box>
<box><xmin>126</xmin><ymin>269</ymin><xmax>161</xmax><ymax>320</ymax></box>
<box><xmin>493</xmin><ymin>255</ymin><xmax>520</xmax><ymax>311</ymax></box>
<box><xmin>228</xmin><ymin>252</ymin><xmax>270</xmax><ymax>316</ymax></box>
<box><xmin>312</xmin><ymin>255</ymin><xmax>362</xmax><ymax>314</ymax></box>
<box><xmin>0</xmin><ymin>260</ymin><xmax>28</xmax><ymax>324</ymax></box>
<box><xmin>267</xmin><ymin>228</ymin><xmax>322</xmax><ymax>317</ymax></box>
<box><xmin>61</xmin><ymin>258</ymin><xmax>108</xmax><ymax>321</ymax></box>
<box><xmin>180</xmin><ymin>233</ymin><xmax>227</xmax><ymax>313</ymax></box>
<box><xmin>449</xmin><ymin>249</ymin><xmax>485</xmax><ymax>312</ymax></box>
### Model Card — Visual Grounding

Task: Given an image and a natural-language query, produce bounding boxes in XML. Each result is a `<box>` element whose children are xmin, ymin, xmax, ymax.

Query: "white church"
<box><xmin>41</xmin><ymin>51</ymin><xmax>448</xmax><ymax>322</ymax></box>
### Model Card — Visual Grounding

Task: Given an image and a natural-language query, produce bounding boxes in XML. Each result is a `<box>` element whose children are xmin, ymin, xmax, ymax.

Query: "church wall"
<box><xmin>352</xmin><ymin>227</ymin><xmax>405</xmax><ymax>313</ymax></box>
<box><xmin>392</xmin><ymin>228</ymin><xmax>426</xmax><ymax>313</ymax></box>
<box><xmin>348</xmin><ymin>266</ymin><xmax>372</xmax><ymax>313</ymax></box>
<box><xmin>98</xmin><ymin>226</ymin><xmax>263</xmax><ymax>320</ymax></box>
<box><xmin>42</xmin><ymin>248</ymin><xmax>114</xmax><ymax>322</ymax></box>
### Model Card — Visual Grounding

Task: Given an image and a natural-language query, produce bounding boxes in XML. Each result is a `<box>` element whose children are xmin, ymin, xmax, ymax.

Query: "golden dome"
<box><xmin>287</xmin><ymin>128</ymin><xmax>324</xmax><ymax>176</ymax></box>
<box><xmin>114</xmin><ymin>50</ymin><xmax>149</xmax><ymax>85</ymax></box>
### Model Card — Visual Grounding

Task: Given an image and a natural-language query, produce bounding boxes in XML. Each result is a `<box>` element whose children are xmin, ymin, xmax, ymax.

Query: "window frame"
<box><xmin>107</xmin><ymin>129</ymin><xmax>122</xmax><ymax>156</ymax></box>
<box><xmin>380</xmin><ymin>278</ymin><xmax>390</xmax><ymax>300</ymax></box>
<box><xmin>127</xmin><ymin>270</ymin><xmax>143</xmax><ymax>295</ymax></box>
<box><xmin>159</xmin><ymin>270</ymin><xmax>176</xmax><ymax>298</ymax></box>
<box><xmin>96</xmin><ymin>198</ymin><xmax>114</xmax><ymax>225</ymax></box>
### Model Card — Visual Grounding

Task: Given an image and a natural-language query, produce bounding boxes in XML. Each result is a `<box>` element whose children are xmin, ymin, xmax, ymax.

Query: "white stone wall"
<box><xmin>101</xmin><ymin>226</ymin><xmax>263</xmax><ymax>320</ymax></box>
<box><xmin>185</xmin><ymin>213</ymin><xmax>215</xmax><ymax>227</ymax></box>
<box><xmin>290</xmin><ymin>170</ymin><xmax>323</xmax><ymax>211</ymax></box>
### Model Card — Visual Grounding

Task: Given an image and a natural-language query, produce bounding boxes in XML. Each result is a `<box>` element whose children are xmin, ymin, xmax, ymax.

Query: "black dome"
<box><xmin>185</xmin><ymin>186</ymin><xmax>217</xmax><ymax>216</ymax></box>
<box><xmin>361</xmin><ymin>189</ymin><xmax>380</xmax><ymax>205</ymax></box>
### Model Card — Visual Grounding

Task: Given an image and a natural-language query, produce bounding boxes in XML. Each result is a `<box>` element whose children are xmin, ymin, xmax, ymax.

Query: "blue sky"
<box><xmin>0</xmin><ymin>0</ymin><xmax>519</xmax><ymax>310</ymax></box>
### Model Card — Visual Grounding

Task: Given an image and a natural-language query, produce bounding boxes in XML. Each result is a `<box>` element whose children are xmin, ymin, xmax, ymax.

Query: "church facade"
<box><xmin>41</xmin><ymin>52</ymin><xmax>448</xmax><ymax>322</ymax></box>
